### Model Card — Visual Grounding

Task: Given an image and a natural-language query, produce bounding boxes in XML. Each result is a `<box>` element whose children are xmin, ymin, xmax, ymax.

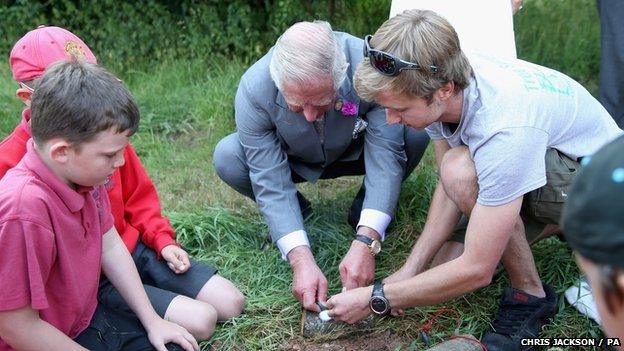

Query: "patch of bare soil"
<box><xmin>280</xmin><ymin>331</ymin><xmax>412</xmax><ymax>351</ymax></box>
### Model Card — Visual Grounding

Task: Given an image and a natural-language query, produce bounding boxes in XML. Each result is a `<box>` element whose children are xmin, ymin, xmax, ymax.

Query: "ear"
<box><xmin>435</xmin><ymin>81</ymin><xmax>456</xmax><ymax>101</ymax></box>
<box><xmin>15</xmin><ymin>88</ymin><xmax>33</xmax><ymax>106</ymax></box>
<box><xmin>616</xmin><ymin>272</ymin><xmax>624</xmax><ymax>300</ymax></box>
<box><xmin>601</xmin><ymin>268</ymin><xmax>624</xmax><ymax>315</ymax></box>
<box><xmin>48</xmin><ymin>140</ymin><xmax>72</xmax><ymax>164</ymax></box>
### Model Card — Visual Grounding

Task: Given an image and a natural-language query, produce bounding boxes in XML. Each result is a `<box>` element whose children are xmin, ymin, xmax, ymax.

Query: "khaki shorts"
<box><xmin>449</xmin><ymin>148</ymin><xmax>580</xmax><ymax>244</ymax></box>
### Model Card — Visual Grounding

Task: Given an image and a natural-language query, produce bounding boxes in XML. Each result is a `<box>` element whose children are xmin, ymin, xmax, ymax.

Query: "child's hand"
<box><xmin>161</xmin><ymin>245</ymin><xmax>191</xmax><ymax>274</ymax></box>
<box><xmin>145</xmin><ymin>317</ymin><xmax>199</xmax><ymax>351</ymax></box>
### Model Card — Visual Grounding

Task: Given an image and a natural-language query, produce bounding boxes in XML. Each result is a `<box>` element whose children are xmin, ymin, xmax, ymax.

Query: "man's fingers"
<box><xmin>325</xmin><ymin>297</ymin><xmax>333</xmax><ymax>309</ymax></box>
<box><xmin>356</xmin><ymin>274</ymin><xmax>370</xmax><ymax>287</ymax></box>
<box><xmin>390</xmin><ymin>308</ymin><xmax>404</xmax><ymax>317</ymax></box>
<box><xmin>317</xmin><ymin>279</ymin><xmax>328</xmax><ymax>303</ymax></box>
<box><xmin>342</xmin><ymin>276</ymin><xmax>358</xmax><ymax>291</ymax></box>
<box><xmin>302</xmin><ymin>291</ymin><xmax>319</xmax><ymax>312</ymax></box>
<box><xmin>339</xmin><ymin>264</ymin><xmax>348</xmax><ymax>283</ymax></box>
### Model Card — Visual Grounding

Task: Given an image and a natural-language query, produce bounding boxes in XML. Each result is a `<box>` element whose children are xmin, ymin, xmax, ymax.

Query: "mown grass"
<box><xmin>0</xmin><ymin>0</ymin><xmax>605</xmax><ymax>349</ymax></box>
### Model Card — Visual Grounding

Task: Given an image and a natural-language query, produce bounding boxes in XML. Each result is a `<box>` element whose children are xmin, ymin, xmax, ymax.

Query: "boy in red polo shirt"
<box><xmin>2</xmin><ymin>26</ymin><xmax>244</xmax><ymax>340</ymax></box>
<box><xmin>0</xmin><ymin>61</ymin><xmax>199</xmax><ymax>351</ymax></box>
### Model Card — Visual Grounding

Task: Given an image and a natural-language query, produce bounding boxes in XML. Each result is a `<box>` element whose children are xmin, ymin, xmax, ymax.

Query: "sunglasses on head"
<box><xmin>363</xmin><ymin>35</ymin><xmax>438</xmax><ymax>77</ymax></box>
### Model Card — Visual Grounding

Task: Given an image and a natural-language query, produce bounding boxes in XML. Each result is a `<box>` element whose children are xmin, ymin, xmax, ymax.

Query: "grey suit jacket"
<box><xmin>234</xmin><ymin>32</ymin><xmax>407</xmax><ymax>242</ymax></box>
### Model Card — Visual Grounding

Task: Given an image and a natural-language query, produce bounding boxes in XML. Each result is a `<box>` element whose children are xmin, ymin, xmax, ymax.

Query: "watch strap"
<box><xmin>372</xmin><ymin>281</ymin><xmax>384</xmax><ymax>297</ymax></box>
<box><xmin>354</xmin><ymin>234</ymin><xmax>374</xmax><ymax>246</ymax></box>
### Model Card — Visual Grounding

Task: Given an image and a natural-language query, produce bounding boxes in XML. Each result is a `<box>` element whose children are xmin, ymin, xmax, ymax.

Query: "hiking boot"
<box><xmin>347</xmin><ymin>184</ymin><xmax>365</xmax><ymax>231</ymax></box>
<box><xmin>297</xmin><ymin>191</ymin><xmax>313</xmax><ymax>220</ymax></box>
<box><xmin>481</xmin><ymin>283</ymin><xmax>558</xmax><ymax>351</ymax></box>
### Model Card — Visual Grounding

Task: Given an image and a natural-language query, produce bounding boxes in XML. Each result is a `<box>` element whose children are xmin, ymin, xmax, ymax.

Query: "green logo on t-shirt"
<box><xmin>513</xmin><ymin>67</ymin><xmax>572</xmax><ymax>96</ymax></box>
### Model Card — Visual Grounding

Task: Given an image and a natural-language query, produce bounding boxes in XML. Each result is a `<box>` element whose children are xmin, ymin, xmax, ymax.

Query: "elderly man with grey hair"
<box><xmin>213</xmin><ymin>21</ymin><xmax>429</xmax><ymax>311</ymax></box>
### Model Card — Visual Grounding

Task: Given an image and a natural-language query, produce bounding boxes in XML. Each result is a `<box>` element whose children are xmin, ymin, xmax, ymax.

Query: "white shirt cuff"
<box><xmin>357</xmin><ymin>209</ymin><xmax>391</xmax><ymax>241</ymax></box>
<box><xmin>276</xmin><ymin>230</ymin><xmax>310</xmax><ymax>260</ymax></box>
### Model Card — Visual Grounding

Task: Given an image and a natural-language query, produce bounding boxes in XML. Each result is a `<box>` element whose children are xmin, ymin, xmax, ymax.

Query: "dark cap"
<box><xmin>561</xmin><ymin>134</ymin><xmax>624</xmax><ymax>267</ymax></box>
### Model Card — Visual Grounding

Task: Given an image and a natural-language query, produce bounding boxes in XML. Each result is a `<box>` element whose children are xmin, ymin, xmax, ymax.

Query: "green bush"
<box><xmin>0</xmin><ymin>0</ymin><xmax>389</xmax><ymax>73</ymax></box>
<box><xmin>1</xmin><ymin>0</ymin><xmax>600</xmax><ymax>88</ymax></box>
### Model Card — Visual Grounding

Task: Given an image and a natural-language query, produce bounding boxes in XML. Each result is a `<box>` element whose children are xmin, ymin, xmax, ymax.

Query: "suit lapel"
<box><xmin>324</xmin><ymin>78</ymin><xmax>358</xmax><ymax>165</ymax></box>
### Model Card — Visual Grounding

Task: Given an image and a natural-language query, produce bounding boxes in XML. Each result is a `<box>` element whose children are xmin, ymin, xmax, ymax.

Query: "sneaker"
<box><xmin>565</xmin><ymin>277</ymin><xmax>601</xmax><ymax>324</ymax></box>
<box><xmin>347</xmin><ymin>184</ymin><xmax>365</xmax><ymax>231</ymax></box>
<box><xmin>297</xmin><ymin>191</ymin><xmax>313</xmax><ymax>220</ymax></box>
<box><xmin>482</xmin><ymin>283</ymin><xmax>558</xmax><ymax>351</ymax></box>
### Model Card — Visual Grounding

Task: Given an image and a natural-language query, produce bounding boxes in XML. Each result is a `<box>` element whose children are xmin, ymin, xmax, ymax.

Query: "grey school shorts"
<box><xmin>98</xmin><ymin>241</ymin><xmax>217</xmax><ymax>317</ymax></box>
<box><xmin>449</xmin><ymin>148</ymin><xmax>580</xmax><ymax>243</ymax></box>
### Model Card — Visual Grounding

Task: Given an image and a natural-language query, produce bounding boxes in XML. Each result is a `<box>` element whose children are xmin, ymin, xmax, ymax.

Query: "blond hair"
<box><xmin>354</xmin><ymin>9</ymin><xmax>472</xmax><ymax>103</ymax></box>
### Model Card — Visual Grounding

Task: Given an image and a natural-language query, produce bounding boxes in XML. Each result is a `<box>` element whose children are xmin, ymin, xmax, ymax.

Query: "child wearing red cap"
<box><xmin>1</xmin><ymin>26</ymin><xmax>244</xmax><ymax>341</ymax></box>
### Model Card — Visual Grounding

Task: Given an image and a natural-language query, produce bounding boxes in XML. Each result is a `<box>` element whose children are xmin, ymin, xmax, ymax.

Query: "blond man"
<box><xmin>325</xmin><ymin>9</ymin><xmax>622</xmax><ymax>351</ymax></box>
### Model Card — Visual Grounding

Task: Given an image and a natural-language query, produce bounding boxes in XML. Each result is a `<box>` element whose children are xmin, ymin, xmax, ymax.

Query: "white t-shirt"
<box><xmin>426</xmin><ymin>55</ymin><xmax>623</xmax><ymax>206</ymax></box>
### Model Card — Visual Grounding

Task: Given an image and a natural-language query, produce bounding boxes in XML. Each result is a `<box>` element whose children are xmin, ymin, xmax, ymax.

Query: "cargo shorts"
<box><xmin>449</xmin><ymin>148</ymin><xmax>580</xmax><ymax>243</ymax></box>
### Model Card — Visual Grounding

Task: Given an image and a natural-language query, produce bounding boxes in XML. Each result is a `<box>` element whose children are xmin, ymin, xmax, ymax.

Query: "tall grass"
<box><xmin>515</xmin><ymin>0</ymin><xmax>600</xmax><ymax>93</ymax></box>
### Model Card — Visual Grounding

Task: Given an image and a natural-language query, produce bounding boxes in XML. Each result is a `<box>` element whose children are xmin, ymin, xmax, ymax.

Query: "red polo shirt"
<box><xmin>0</xmin><ymin>141</ymin><xmax>114</xmax><ymax>349</ymax></box>
<box><xmin>0</xmin><ymin>109</ymin><xmax>176</xmax><ymax>255</ymax></box>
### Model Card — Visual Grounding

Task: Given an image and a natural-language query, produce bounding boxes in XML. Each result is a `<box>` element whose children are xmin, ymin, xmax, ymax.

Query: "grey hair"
<box><xmin>269</xmin><ymin>20</ymin><xmax>348</xmax><ymax>92</ymax></box>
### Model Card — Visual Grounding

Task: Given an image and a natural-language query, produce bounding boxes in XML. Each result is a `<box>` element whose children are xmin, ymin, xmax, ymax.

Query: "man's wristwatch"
<box><xmin>369</xmin><ymin>281</ymin><xmax>390</xmax><ymax>316</ymax></box>
<box><xmin>354</xmin><ymin>234</ymin><xmax>381</xmax><ymax>256</ymax></box>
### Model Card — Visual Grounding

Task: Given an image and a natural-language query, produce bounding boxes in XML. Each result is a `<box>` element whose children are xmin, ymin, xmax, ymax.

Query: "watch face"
<box><xmin>370</xmin><ymin>240</ymin><xmax>381</xmax><ymax>255</ymax></box>
<box><xmin>370</xmin><ymin>296</ymin><xmax>389</xmax><ymax>315</ymax></box>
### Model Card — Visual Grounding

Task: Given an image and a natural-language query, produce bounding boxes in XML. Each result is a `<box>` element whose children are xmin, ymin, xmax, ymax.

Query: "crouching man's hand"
<box><xmin>339</xmin><ymin>240</ymin><xmax>375</xmax><ymax>290</ymax></box>
<box><xmin>289</xmin><ymin>246</ymin><xmax>328</xmax><ymax>312</ymax></box>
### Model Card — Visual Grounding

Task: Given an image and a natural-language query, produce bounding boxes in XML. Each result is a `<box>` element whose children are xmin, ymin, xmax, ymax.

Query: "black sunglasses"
<box><xmin>363</xmin><ymin>35</ymin><xmax>438</xmax><ymax>76</ymax></box>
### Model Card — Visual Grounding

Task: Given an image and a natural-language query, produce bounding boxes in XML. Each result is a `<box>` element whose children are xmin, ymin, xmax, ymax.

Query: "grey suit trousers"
<box><xmin>597</xmin><ymin>0</ymin><xmax>624</xmax><ymax>128</ymax></box>
<box><xmin>213</xmin><ymin>128</ymin><xmax>430</xmax><ymax>200</ymax></box>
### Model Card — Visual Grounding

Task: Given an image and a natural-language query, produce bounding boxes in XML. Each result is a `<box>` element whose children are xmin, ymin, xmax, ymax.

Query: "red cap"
<box><xmin>9</xmin><ymin>25</ymin><xmax>97</xmax><ymax>82</ymax></box>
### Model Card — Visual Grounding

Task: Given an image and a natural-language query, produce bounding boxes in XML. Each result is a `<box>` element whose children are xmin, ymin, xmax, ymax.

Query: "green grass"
<box><xmin>514</xmin><ymin>0</ymin><xmax>601</xmax><ymax>93</ymax></box>
<box><xmin>0</xmin><ymin>0</ymin><xmax>605</xmax><ymax>349</ymax></box>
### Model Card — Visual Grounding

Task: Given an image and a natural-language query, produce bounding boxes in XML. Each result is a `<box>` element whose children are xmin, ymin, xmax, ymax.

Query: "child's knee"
<box><xmin>221</xmin><ymin>287</ymin><xmax>245</xmax><ymax>320</ymax></box>
<box><xmin>187</xmin><ymin>303</ymin><xmax>218</xmax><ymax>341</ymax></box>
<box><xmin>196</xmin><ymin>276</ymin><xmax>246</xmax><ymax>320</ymax></box>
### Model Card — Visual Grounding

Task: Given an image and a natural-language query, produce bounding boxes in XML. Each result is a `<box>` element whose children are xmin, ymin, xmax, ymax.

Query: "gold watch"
<box><xmin>354</xmin><ymin>234</ymin><xmax>381</xmax><ymax>256</ymax></box>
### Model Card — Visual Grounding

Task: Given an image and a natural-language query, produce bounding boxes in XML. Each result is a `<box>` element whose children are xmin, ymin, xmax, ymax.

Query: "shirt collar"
<box><xmin>23</xmin><ymin>139</ymin><xmax>91</xmax><ymax>213</ymax></box>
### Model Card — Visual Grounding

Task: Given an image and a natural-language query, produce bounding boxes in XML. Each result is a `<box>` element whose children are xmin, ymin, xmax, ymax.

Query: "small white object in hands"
<box><xmin>319</xmin><ymin>310</ymin><xmax>332</xmax><ymax>322</ymax></box>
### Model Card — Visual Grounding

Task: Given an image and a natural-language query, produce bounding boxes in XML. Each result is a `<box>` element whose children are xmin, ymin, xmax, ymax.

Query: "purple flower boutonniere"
<box><xmin>335</xmin><ymin>99</ymin><xmax>358</xmax><ymax>117</ymax></box>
